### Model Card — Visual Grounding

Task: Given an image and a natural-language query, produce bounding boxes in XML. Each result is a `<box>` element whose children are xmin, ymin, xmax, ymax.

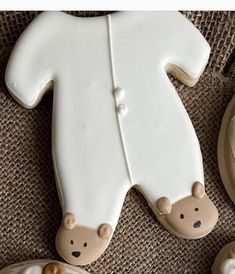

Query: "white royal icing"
<box><xmin>5</xmin><ymin>11</ymin><xmax>210</xmax><ymax>230</ymax></box>
<box><xmin>221</xmin><ymin>259</ymin><xmax>235</xmax><ymax>274</ymax></box>
<box><xmin>21</xmin><ymin>266</ymin><xmax>43</xmax><ymax>274</ymax></box>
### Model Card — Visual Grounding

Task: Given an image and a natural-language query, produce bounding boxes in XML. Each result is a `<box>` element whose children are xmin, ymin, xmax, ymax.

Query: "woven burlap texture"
<box><xmin>0</xmin><ymin>11</ymin><xmax>235</xmax><ymax>274</ymax></box>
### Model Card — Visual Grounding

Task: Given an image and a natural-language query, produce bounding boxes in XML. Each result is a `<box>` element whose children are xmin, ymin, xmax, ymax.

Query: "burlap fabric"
<box><xmin>0</xmin><ymin>11</ymin><xmax>235</xmax><ymax>274</ymax></box>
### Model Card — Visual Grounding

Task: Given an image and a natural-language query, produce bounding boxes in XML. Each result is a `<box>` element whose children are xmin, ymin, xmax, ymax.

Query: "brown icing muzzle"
<box><xmin>55</xmin><ymin>213</ymin><xmax>113</xmax><ymax>266</ymax></box>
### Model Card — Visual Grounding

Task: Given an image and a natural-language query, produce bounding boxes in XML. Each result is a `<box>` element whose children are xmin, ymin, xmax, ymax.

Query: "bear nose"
<box><xmin>193</xmin><ymin>220</ymin><xmax>201</xmax><ymax>228</ymax></box>
<box><xmin>72</xmin><ymin>251</ymin><xmax>81</xmax><ymax>258</ymax></box>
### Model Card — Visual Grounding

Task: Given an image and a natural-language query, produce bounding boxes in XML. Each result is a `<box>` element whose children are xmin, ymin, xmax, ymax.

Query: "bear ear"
<box><xmin>192</xmin><ymin>182</ymin><xmax>205</xmax><ymax>199</ymax></box>
<box><xmin>228</xmin><ymin>247</ymin><xmax>235</xmax><ymax>259</ymax></box>
<box><xmin>62</xmin><ymin>213</ymin><xmax>76</xmax><ymax>230</ymax></box>
<box><xmin>156</xmin><ymin>197</ymin><xmax>172</xmax><ymax>215</ymax></box>
<box><xmin>98</xmin><ymin>223</ymin><xmax>113</xmax><ymax>239</ymax></box>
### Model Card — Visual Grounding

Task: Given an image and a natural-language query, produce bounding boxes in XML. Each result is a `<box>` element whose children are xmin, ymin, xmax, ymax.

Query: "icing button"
<box><xmin>117</xmin><ymin>104</ymin><xmax>128</xmax><ymax>116</ymax></box>
<box><xmin>113</xmin><ymin>87</ymin><xmax>125</xmax><ymax>100</ymax></box>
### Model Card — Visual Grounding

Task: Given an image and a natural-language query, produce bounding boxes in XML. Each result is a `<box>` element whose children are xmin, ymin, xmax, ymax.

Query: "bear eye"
<box><xmin>83</xmin><ymin>242</ymin><xmax>87</xmax><ymax>247</ymax></box>
<box><xmin>195</xmin><ymin>208</ymin><xmax>199</xmax><ymax>212</ymax></box>
<box><xmin>180</xmin><ymin>214</ymin><xmax>184</xmax><ymax>219</ymax></box>
<box><xmin>70</xmin><ymin>240</ymin><xmax>74</xmax><ymax>245</ymax></box>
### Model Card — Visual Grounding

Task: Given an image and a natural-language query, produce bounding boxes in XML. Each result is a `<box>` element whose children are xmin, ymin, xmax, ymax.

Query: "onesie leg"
<box><xmin>54</xmin><ymin>174</ymin><xmax>130</xmax><ymax>265</ymax></box>
<box><xmin>136</xmin><ymin>182</ymin><xmax>218</xmax><ymax>239</ymax></box>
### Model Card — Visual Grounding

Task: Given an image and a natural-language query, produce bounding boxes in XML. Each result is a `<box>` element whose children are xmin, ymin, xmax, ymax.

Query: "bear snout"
<box><xmin>72</xmin><ymin>251</ymin><xmax>81</xmax><ymax>258</ymax></box>
<box><xmin>193</xmin><ymin>220</ymin><xmax>201</xmax><ymax>228</ymax></box>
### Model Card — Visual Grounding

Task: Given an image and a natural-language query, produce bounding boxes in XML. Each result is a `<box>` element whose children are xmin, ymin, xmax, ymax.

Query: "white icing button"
<box><xmin>221</xmin><ymin>259</ymin><xmax>235</xmax><ymax>274</ymax></box>
<box><xmin>117</xmin><ymin>104</ymin><xmax>128</xmax><ymax>116</ymax></box>
<box><xmin>113</xmin><ymin>87</ymin><xmax>125</xmax><ymax>100</ymax></box>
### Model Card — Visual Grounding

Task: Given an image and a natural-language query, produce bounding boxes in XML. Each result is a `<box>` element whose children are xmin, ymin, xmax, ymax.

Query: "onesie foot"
<box><xmin>155</xmin><ymin>182</ymin><xmax>218</xmax><ymax>239</ymax></box>
<box><xmin>55</xmin><ymin>213</ymin><xmax>113</xmax><ymax>265</ymax></box>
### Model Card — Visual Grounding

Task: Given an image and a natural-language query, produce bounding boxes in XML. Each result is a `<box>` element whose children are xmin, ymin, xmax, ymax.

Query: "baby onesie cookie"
<box><xmin>218</xmin><ymin>95</ymin><xmax>235</xmax><ymax>203</ymax></box>
<box><xmin>212</xmin><ymin>241</ymin><xmax>235</xmax><ymax>274</ymax></box>
<box><xmin>0</xmin><ymin>260</ymin><xmax>89</xmax><ymax>274</ymax></box>
<box><xmin>5</xmin><ymin>11</ymin><xmax>218</xmax><ymax>265</ymax></box>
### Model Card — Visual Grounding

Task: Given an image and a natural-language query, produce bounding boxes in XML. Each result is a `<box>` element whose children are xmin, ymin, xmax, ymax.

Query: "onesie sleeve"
<box><xmin>162</xmin><ymin>12</ymin><xmax>211</xmax><ymax>87</ymax></box>
<box><xmin>5</xmin><ymin>12</ymin><xmax>56</xmax><ymax>108</ymax></box>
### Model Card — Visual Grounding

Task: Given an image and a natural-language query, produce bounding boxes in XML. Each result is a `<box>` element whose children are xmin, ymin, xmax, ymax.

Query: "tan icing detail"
<box><xmin>155</xmin><ymin>183</ymin><xmax>218</xmax><ymax>239</ymax></box>
<box><xmin>4</xmin><ymin>272</ymin><xmax>17</xmax><ymax>274</ymax></box>
<box><xmin>165</xmin><ymin>63</ymin><xmax>199</xmax><ymax>88</ymax></box>
<box><xmin>155</xmin><ymin>197</ymin><xmax>172</xmax><ymax>215</ymax></box>
<box><xmin>43</xmin><ymin>263</ymin><xmax>65</xmax><ymax>274</ymax></box>
<box><xmin>56</xmin><ymin>215</ymin><xmax>113</xmax><ymax>266</ymax></box>
<box><xmin>98</xmin><ymin>223</ymin><xmax>113</xmax><ymax>239</ymax></box>
<box><xmin>192</xmin><ymin>181</ymin><xmax>205</xmax><ymax>199</ymax></box>
<box><xmin>63</xmin><ymin>213</ymin><xmax>76</xmax><ymax>230</ymax></box>
<box><xmin>212</xmin><ymin>241</ymin><xmax>235</xmax><ymax>274</ymax></box>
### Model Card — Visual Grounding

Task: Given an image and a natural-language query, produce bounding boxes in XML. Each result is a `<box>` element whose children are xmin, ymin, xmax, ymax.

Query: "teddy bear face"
<box><xmin>156</xmin><ymin>182</ymin><xmax>218</xmax><ymax>239</ymax></box>
<box><xmin>55</xmin><ymin>213</ymin><xmax>113</xmax><ymax>266</ymax></box>
<box><xmin>164</xmin><ymin>195</ymin><xmax>218</xmax><ymax>239</ymax></box>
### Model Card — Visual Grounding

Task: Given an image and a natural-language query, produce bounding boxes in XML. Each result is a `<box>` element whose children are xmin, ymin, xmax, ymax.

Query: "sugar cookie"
<box><xmin>5</xmin><ymin>11</ymin><xmax>218</xmax><ymax>265</ymax></box>
<box><xmin>212</xmin><ymin>242</ymin><xmax>235</xmax><ymax>274</ymax></box>
<box><xmin>0</xmin><ymin>260</ymin><xmax>89</xmax><ymax>274</ymax></box>
<box><xmin>218</xmin><ymin>95</ymin><xmax>235</xmax><ymax>203</ymax></box>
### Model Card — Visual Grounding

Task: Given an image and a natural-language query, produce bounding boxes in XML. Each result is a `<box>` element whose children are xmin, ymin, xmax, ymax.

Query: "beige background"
<box><xmin>0</xmin><ymin>11</ymin><xmax>235</xmax><ymax>274</ymax></box>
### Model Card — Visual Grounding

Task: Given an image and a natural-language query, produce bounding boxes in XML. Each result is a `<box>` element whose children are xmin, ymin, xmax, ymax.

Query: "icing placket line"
<box><xmin>107</xmin><ymin>15</ymin><xmax>134</xmax><ymax>186</ymax></box>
